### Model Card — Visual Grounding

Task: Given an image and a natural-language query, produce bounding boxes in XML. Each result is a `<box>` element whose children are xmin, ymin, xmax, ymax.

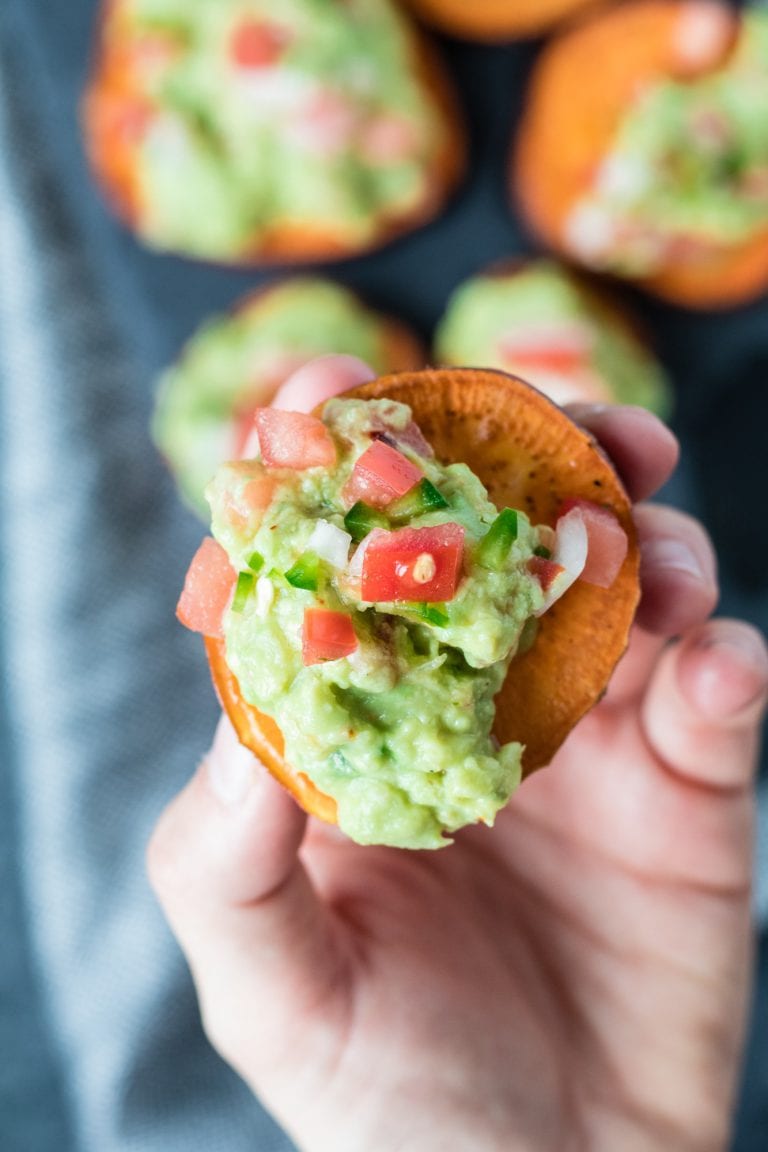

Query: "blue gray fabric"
<box><xmin>0</xmin><ymin>1</ymin><xmax>765</xmax><ymax>1149</ymax></box>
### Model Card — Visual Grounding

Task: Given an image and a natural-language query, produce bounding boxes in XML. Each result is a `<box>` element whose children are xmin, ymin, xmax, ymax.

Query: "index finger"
<box><xmin>271</xmin><ymin>354</ymin><xmax>376</xmax><ymax>413</ymax></box>
<box><xmin>564</xmin><ymin>403</ymin><xmax>680</xmax><ymax>502</ymax></box>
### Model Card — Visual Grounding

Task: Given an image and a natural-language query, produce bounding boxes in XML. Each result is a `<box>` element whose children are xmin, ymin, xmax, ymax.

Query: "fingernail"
<box><xmin>690</xmin><ymin>627</ymin><xmax>768</xmax><ymax>718</ymax></box>
<box><xmin>643</xmin><ymin>537</ymin><xmax>706</xmax><ymax>581</ymax></box>
<box><xmin>207</xmin><ymin>715</ymin><xmax>258</xmax><ymax>807</ymax></box>
<box><xmin>564</xmin><ymin>402</ymin><xmax>610</xmax><ymax>421</ymax></box>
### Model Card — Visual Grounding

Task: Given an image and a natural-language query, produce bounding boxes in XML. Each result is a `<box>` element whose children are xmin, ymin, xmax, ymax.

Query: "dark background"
<box><xmin>1</xmin><ymin>0</ymin><xmax>765</xmax><ymax>1147</ymax></box>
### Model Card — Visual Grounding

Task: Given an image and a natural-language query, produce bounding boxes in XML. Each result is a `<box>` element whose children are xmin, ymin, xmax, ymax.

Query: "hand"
<box><xmin>149</xmin><ymin>357</ymin><xmax>768</xmax><ymax>1152</ymax></box>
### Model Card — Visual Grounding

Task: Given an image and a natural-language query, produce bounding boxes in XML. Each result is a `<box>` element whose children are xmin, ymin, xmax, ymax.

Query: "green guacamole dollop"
<box><xmin>152</xmin><ymin>278</ymin><xmax>409</xmax><ymax>517</ymax></box>
<box><xmin>119</xmin><ymin>0</ymin><xmax>446</xmax><ymax>258</ymax></box>
<box><xmin>564</xmin><ymin>9</ymin><xmax>768</xmax><ymax>276</ymax></box>
<box><xmin>435</xmin><ymin>260</ymin><xmax>670</xmax><ymax>415</ymax></box>
<box><xmin>207</xmin><ymin>398</ymin><xmax>548</xmax><ymax>849</ymax></box>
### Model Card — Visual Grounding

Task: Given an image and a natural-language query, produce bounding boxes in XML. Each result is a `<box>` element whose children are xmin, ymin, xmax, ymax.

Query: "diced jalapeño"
<box><xmin>344</xmin><ymin>501</ymin><xmax>389</xmax><ymax>542</ymax></box>
<box><xmin>388</xmin><ymin>478</ymin><xmax>449</xmax><ymax>523</ymax></box>
<box><xmin>231</xmin><ymin>571</ymin><xmax>255</xmax><ymax>613</ymax></box>
<box><xmin>285</xmin><ymin>552</ymin><xmax>322</xmax><ymax>591</ymax></box>
<box><xmin>476</xmin><ymin>508</ymin><xmax>519</xmax><ymax>568</ymax></box>
<box><xmin>407</xmin><ymin>601</ymin><xmax>450</xmax><ymax>627</ymax></box>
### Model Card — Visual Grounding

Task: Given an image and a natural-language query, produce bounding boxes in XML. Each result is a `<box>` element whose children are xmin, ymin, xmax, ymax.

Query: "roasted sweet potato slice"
<box><xmin>82</xmin><ymin>0</ymin><xmax>465</xmax><ymax>265</ymax></box>
<box><xmin>207</xmin><ymin>368</ymin><xmax>640</xmax><ymax>826</ymax></box>
<box><xmin>513</xmin><ymin>0</ymin><xmax>766</xmax><ymax>308</ymax></box>
<box><xmin>402</xmin><ymin>0</ymin><xmax>604</xmax><ymax>41</ymax></box>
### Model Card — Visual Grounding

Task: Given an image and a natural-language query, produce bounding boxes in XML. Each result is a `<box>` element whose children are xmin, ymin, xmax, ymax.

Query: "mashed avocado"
<box><xmin>118</xmin><ymin>0</ymin><xmax>445</xmax><ymax>257</ymax></box>
<box><xmin>565</xmin><ymin>9</ymin><xmax>768</xmax><ymax>275</ymax></box>
<box><xmin>153</xmin><ymin>279</ymin><xmax>405</xmax><ymax>516</ymax></box>
<box><xmin>207</xmin><ymin>397</ymin><xmax>549</xmax><ymax>849</ymax></box>
<box><xmin>435</xmin><ymin>261</ymin><xmax>670</xmax><ymax>415</ymax></box>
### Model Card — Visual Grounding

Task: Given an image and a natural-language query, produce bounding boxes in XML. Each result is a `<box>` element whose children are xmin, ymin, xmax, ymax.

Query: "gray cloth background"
<box><xmin>1</xmin><ymin>1</ymin><xmax>765</xmax><ymax>1149</ymax></box>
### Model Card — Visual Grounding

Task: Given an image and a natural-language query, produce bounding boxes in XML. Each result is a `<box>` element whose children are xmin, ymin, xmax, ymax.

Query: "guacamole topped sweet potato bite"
<box><xmin>83</xmin><ymin>0</ymin><xmax>464</xmax><ymax>264</ymax></box>
<box><xmin>178</xmin><ymin>375</ymin><xmax>635</xmax><ymax>850</ymax></box>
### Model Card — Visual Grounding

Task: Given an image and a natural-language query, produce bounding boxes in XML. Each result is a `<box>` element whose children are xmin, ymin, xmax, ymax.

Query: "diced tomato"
<box><xmin>501</xmin><ymin>343</ymin><xmax>588</xmax><ymax>375</ymax></box>
<box><xmin>528</xmin><ymin>556</ymin><xmax>566</xmax><ymax>592</ymax></box>
<box><xmin>218</xmin><ymin>467</ymin><xmax>277</xmax><ymax>533</ymax></box>
<box><xmin>302</xmin><ymin>608</ymin><xmax>357</xmax><ymax>665</ymax></box>
<box><xmin>558</xmin><ymin>499</ymin><xmax>628</xmax><ymax>588</ymax></box>
<box><xmin>176</xmin><ymin>538</ymin><xmax>237</xmax><ymax>638</ymax></box>
<box><xmin>673</xmin><ymin>2</ymin><xmax>735</xmax><ymax>77</ymax></box>
<box><xmin>287</xmin><ymin>90</ymin><xmax>359</xmax><ymax>155</ymax></box>
<box><xmin>229</xmin><ymin>19</ymin><xmax>287</xmax><ymax>68</ymax></box>
<box><xmin>343</xmin><ymin>440</ymin><xmax>422</xmax><ymax>509</ymax></box>
<box><xmin>360</xmin><ymin>523</ymin><xmax>465</xmax><ymax>603</ymax></box>
<box><xmin>254</xmin><ymin>408</ymin><xmax>336</xmax><ymax>470</ymax></box>
<box><xmin>362</xmin><ymin>115</ymin><xmax>417</xmax><ymax>164</ymax></box>
<box><xmin>497</xmin><ymin>324</ymin><xmax>592</xmax><ymax>376</ymax></box>
<box><xmin>243</xmin><ymin>474</ymin><xmax>277</xmax><ymax>512</ymax></box>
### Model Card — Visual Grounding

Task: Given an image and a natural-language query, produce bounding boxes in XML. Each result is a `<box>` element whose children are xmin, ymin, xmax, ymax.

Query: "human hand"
<box><xmin>149</xmin><ymin>356</ymin><xmax>768</xmax><ymax>1152</ymax></box>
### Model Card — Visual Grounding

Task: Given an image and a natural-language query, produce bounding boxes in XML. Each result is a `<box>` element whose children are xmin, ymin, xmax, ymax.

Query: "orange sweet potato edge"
<box><xmin>402</xmin><ymin>0</ymin><xmax>602</xmax><ymax>41</ymax></box>
<box><xmin>206</xmin><ymin>368</ymin><xmax>640</xmax><ymax>826</ymax></box>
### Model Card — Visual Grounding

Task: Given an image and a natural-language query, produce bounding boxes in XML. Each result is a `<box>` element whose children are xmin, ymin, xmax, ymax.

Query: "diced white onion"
<box><xmin>308</xmin><ymin>519</ymin><xmax>353</xmax><ymax>569</ymax></box>
<box><xmin>674</xmin><ymin>2</ymin><xmax>733</xmax><ymax>71</ymax></box>
<box><xmin>346</xmin><ymin>527</ymin><xmax>390</xmax><ymax>580</ymax></box>
<box><xmin>555</xmin><ymin>507</ymin><xmax>589</xmax><ymax>576</ymax></box>
<box><xmin>563</xmin><ymin>202</ymin><xmax>616</xmax><ymax>265</ymax></box>
<box><xmin>534</xmin><ymin>508</ymin><xmax>589</xmax><ymax>616</ymax></box>
<box><xmin>255</xmin><ymin>575</ymin><xmax>274</xmax><ymax>618</ymax></box>
<box><xmin>596</xmin><ymin>154</ymin><xmax>651</xmax><ymax>201</ymax></box>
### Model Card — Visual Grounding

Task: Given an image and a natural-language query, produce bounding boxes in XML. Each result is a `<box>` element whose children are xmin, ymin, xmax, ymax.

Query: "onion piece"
<box><xmin>534</xmin><ymin>507</ymin><xmax>588</xmax><ymax>616</ymax></box>
<box><xmin>307</xmin><ymin>519</ymin><xmax>352</xmax><ymax>569</ymax></box>
<box><xmin>346</xmin><ymin>527</ymin><xmax>390</xmax><ymax>582</ymax></box>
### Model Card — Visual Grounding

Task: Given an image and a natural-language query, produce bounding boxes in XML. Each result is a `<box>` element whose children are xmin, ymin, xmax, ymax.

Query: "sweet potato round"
<box><xmin>513</xmin><ymin>0</ymin><xmax>768</xmax><ymax>308</ymax></box>
<box><xmin>82</xmin><ymin>0</ymin><xmax>465</xmax><ymax>265</ymax></box>
<box><xmin>207</xmin><ymin>369</ymin><xmax>639</xmax><ymax>825</ymax></box>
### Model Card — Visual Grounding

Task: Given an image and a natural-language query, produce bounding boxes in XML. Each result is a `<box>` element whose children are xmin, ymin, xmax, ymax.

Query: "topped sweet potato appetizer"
<box><xmin>83</xmin><ymin>0</ymin><xmax>464</xmax><ymax>263</ymax></box>
<box><xmin>515</xmin><ymin>1</ymin><xmax>768</xmax><ymax>308</ymax></box>
<box><xmin>177</xmin><ymin>369</ymin><xmax>639</xmax><ymax>848</ymax></box>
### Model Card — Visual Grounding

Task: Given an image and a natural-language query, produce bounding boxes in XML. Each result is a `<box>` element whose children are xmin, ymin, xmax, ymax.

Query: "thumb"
<box><xmin>642</xmin><ymin>618</ymin><xmax>768</xmax><ymax>790</ymax></box>
<box><xmin>147</xmin><ymin>716</ymin><xmax>343</xmax><ymax>1080</ymax></box>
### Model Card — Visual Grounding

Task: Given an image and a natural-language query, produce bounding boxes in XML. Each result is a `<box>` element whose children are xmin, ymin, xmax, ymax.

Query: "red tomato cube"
<box><xmin>229</xmin><ymin>20</ymin><xmax>286</xmax><ymax>68</ymax></box>
<box><xmin>559</xmin><ymin>499</ymin><xmax>628</xmax><ymax>588</ymax></box>
<box><xmin>176</xmin><ymin>538</ymin><xmax>237</xmax><ymax>638</ymax></box>
<box><xmin>343</xmin><ymin>440</ymin><xmax>422</xmax><ymax>508</ymax></box>
<box><xmin>254</xmin><ymin>408</ymin><xmax>336</xmax><ymax>470</ymax></box>
<box><xmin>527</xmin><ymin>555</ymin><xmax>566</xmax><ymax>592</ymax></box>
<box><xmin>360</xmin><ymin>523</ymin><xmax>465</xmax><ymax>603</ymax></box>
<box><xmin>302</xmin><ymin>609</ymin><xmax>358</xmax><ymax>665</ymax></box>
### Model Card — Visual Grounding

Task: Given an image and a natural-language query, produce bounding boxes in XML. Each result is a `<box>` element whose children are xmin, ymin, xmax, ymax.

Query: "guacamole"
<box><xmin>152</xmin><ymin>278</ymin><xmax>419</xmax><ymax>516</ymax></box>
<box><xmin>435</xmin><ymin>260</ymin><xmax>670</xmax><ymax>415</ymax></box>
<box><xmin>563</xmin><ymin>9</ymin><xmax>768</xmax><ymax>276</ymax></box>
<box><xmin>207</xmin><ymin>397</ymin><xmax>551</xmax><ymax>849</ymax></box>
<box><xmin>98</xmin><ymin>0</ymin><xmax>448</xmax><ymax>259</ymax></box>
